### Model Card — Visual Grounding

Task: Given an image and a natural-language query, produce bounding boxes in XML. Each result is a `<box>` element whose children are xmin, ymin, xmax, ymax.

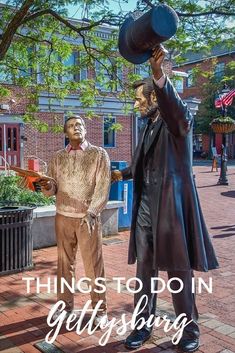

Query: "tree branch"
<box><xmin>141</xmin><ymin>0</ymin><xmax>154</xmax><ymax>8</ymax></box>
<box><xmin>16</xmin><ymin>32</ymin><xmax>53</xmax><ymax>48</ymax></box>
<box><xmin>0</xmin><ymin>0</ymin><xmax>34</xmax><ymax>60</ymax></box>
<box><xmin>177</xmin><ymin>10</ymin><xmax>235</xmax><ymax>17</ymax></box>
<box><xmin>22</xmin><ymin>9</ymin><xmax>112</xmax><ymax>33</ymax></box>
<box><xmin>79</xmin><ymin>32</ymin><xmax>124</xmax><ymax>90</ymax></box>
<box><xmin>141</xmin><ymin>0</ymin><xmax>235</xmax><ymax>16</ymax></box>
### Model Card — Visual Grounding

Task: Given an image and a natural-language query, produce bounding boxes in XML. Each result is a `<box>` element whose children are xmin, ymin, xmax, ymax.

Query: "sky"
<box><xmin>0</xmin><ymin>0</ymin><xmax>135</xmax><ymax>16</ymax></box>
<box><xmin>67</xmin><ymin>0</ymin><xmax>135</xmax><ymax>19</ymax></box>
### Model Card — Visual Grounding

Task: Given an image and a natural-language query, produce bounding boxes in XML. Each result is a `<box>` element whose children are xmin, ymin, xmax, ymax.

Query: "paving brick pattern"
<box><xmin>0</xmin><ymin>165</ymin><xmax>235</xmax><ymax>353</ymax></box>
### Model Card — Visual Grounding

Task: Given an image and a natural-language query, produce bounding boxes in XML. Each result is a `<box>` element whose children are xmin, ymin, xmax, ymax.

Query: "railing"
<box><xmin>0</xmin><ymin>156</ymin><xmax>10</xmax><ymax>173</ymax></box>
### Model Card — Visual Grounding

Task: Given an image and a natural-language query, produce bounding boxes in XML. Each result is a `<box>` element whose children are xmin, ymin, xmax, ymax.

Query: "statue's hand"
<box><xmin>149</xmin><ymin>44</ymin><xmax>168</xmax><ymax>80</ymax></box>
<box><xmin>81</xmin><ymin>213</ymin><xmax>96</xmax><ymax>236</ymax></box>
<box><xmin>37</xmin><ymin>177</ymin><xmax>52</xmax><ymax>191</ymax></box>
<box><xmin>111</xmin><ymin>170</ymin><xmax>123</xmax><ymax>183</ymax></box>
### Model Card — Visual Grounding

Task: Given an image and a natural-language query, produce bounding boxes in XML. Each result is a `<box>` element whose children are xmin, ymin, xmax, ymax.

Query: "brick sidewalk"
<box><xmin>0</xmin><ymin>165</ymin><xmax>234</xmax><ymax>353</ymax></box>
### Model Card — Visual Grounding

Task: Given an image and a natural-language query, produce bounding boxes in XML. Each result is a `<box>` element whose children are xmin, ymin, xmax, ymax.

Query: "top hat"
<box><xmin>118</xmin><ymin>4</ymin><xmax>179</xmax><ymax>64</ymax></box>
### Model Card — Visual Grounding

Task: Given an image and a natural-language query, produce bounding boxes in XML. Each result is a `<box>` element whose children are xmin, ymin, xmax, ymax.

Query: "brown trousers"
<box><xmin>55</xmin><ymin>213</ymin><xmax>106</xmax><ymax>313</ymax></box>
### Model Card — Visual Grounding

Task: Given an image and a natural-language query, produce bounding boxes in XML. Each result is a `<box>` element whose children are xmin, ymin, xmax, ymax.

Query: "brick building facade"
<box><xmin>0</xmin><ymin>20</ymin><xmax>135</xmax><ymax>171</ymax></box>
<box><xmin>0</xmin><ymin>16</ymin><xmax>189</xmax><ymax>172</ymax></box>
<box><xmin>173</xmin><ymin>44</ymin><xmax>235</xmax><ymax>158</ymax></box>
<box><xmin>0</xmin><ymin>101</ymin><xmax>133</xmax><ymax>170</ymax></box>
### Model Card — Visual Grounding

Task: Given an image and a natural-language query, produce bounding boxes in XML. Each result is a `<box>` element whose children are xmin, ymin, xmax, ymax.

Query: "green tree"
<box><xmin>195</xmin><ymin>61</ymin><xmax>235</xmax><ymax>134</ymax></box>
<box><xmin>0</xmin><ymin>0</ymin><xmax>234</xmax><ymax>130</ymax></box>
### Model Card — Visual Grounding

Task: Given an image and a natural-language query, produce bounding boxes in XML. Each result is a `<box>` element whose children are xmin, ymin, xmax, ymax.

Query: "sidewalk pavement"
<box><xmin>0</xmin><ymin>165</ymin><xmax>234</xmax><ymax>353</ymax></box>
<box><xmin>193</xmin><ymin>158</ymin><xmax>235</xmax><ymax>166</ymax></box>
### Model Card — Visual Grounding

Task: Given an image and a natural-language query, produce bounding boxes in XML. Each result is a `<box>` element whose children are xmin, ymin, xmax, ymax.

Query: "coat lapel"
<box><xmin>131</xmin><ymin>123</ymin><xmax>148</xmax><ymax>173</ymax></box>
<box><xmin>144</xmin><ymin>118</ymin><xmax>163</xmax><ymax>156</ymax></box>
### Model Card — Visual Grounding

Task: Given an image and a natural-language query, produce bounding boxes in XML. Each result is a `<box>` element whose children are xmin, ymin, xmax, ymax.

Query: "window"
<box><xmin>174</xmin><ymin>77</ymin><xmax>184</xmax><ymax>93</ymax></box>
<box><xmin>95</xmin><ymin>58</ymin><xmax>123</xmax><ymax>91</ymax></box>
<box><xmin>0</xmin><ymin>65</ymin><xmax>12</xmax><ymax>83</ymax></box>
<box><xmin>134</xmin><ymin>64</ymin><xmax>150</xmax><ymax>78</ymax></box>
<box><xmin>95</xmin><ymin>59</ymin><xmax>110</xmax><ymax>90</ymax></box>
<box><xmin>37</xmin><ymin>50</ymin><xmax>60</xmax><ymax>84</ymax></box>
<box><xmin>18</xmin><ymin>47</ymin><xmax>34</xmax><ymax>79</ymax></box>
<box><xmin>103</xmin><ymin>117</ymin><xmax>116</xmax><ymax>147</ymax></box>
<box><xmin>0</xmin><ymin>126</ymin><xmax>2</xmax><ymax>151</ymax></box>
<box><xmin>7</xmin><ymin>127</ymin><xmax>17</xmax><ymax>151</ymax></box>
<box><xmin>214</xmin><ymin>62</ymin><xmax>225</xmax><ymax>79</ymax></box>
<box><xmin>61</xmin><ymin>52</ymin><xmax>77</xmax><ymax>83</ymax></box>
<box><xmin>78</xmin><ymin>52</ymin><xmax>88</xmax><ymax>81</ymax></box>
<box><xmin>193</xmin><ymin>134</ymin><xmax>202</xmax><ymax>153</ymax></box>
<box><xmin>38</xmin><ymin>52</ymin><xmax>77</xmax><ymax>84</ymax></box>
<box><xmin>65</xmin><ymin>136</ymin><xmax>69</xmax><ymax>147</ymax></box>
<box><xmin>186</xmin><ymin>69</ymin><xmax>194</xmax><ymax>88</ymax></box>
<box><xmin>116</xmin><ymin>64</ymin><xmax>123</xmax><ymax>91</ymax></box>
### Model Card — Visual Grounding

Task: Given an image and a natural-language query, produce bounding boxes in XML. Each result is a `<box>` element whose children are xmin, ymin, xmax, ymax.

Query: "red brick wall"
<box><xmin>215</xmin><ymin>134</ymin><xmax>223</xmax><ymax>155</ymax></box>
<box><xmin>23</xmin><ymin>114</ymin><xmax>132</xmax><ymax>166</ymax></box>
<box><xmin>1</xmin><ymin>85</ymin><xmax>133</xmax><ymax>166</ymax></box>
<box><xmin>202</xmin><ymin>134</ymin><xmax>210</xmax><ymax>154</ymax></box>
<box><xmin>82</xmin><ymin>115</ymin><xmax>132</xmax><ymax>163</ymax></box>
<box><xmin>23</xmin><ymin>113</ymin><xmax>64</xmax><ymax>167</ymax></box>
<box><xmin>174</xmin><ymin>53</ymin><xmax>235</xmax><ymax>100</ymax></box>
<box><xmin>175</xmin><ymin>53</ymin><xmax>235</xmax><ymax>158</ymax></box>
<box><xmin>1</xmin><ymin>60</ymin><xmax>173</xmax><ymax>166</ymax></box>
<box><xmin>202</xmin><ymin>133</ymin><xmax>234</xmax><ymax>158</ymax></box>
<box><xmin>0</xmin><ymin>85</ymin><xmax>32</xmax><ymax>113</ymax></box>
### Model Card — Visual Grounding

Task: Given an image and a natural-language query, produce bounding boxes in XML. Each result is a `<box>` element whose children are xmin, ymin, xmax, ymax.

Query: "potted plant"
<box><xmin>211</xmin><ymin>116</ymin><xmax>235</xmax><ymax>134</ymax></box>
<box><xmin>0</xmin><ymin>172</ymin><xmax>55</xmax><ymax>206</ymax></box>
<box><xmin>0</xmin><ymin>172</ymin><xmax>55</xmax><ymax>275</ymax></box>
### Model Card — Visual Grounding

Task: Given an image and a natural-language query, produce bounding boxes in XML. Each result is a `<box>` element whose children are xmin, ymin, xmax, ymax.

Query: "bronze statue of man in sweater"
<box><xmin>39</xmin><ymin>115</ymin><xmax>110</xmax><ymax>325</ymax></box>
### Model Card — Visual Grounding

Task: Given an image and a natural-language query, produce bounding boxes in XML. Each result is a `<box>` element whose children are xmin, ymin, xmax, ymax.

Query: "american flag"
<box><xmin>214</xmin><ymin>88</ymin><xmax>235</xmax><ymax>108</ymax></box>
<box><xmin>222</xmin><ymin>88</ymin><xmax>235</xmax><ymax>106</ymax></box>
<box><xmin>214</xmin><ymin>97</ymin><xmax>223</xmax><ymax>108</ymax></box>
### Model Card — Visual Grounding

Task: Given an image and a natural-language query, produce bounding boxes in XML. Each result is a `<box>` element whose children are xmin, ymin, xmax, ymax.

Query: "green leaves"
<box><xmin>212</xmin><ymin>116</ymin><xmax>235</xmax><ymax>124</ymax></box>
<box><xmin>0</xmin><ymin>85</ymin><xmax>10</xmax><ymax>98</ymax></box>
<box><xmin>195</xmin><ymin>62</ymin><xmax>235</xmax><ymax>134</ymax></box>
<box><xmin>109</xmin><ymin>121</ymin><xmax>122</xmax><ymax>132</ymax></box>
<box><xmin>0</xmin><ymin>0</ymin><xmax>234</xmax><ymax>133</ymax></box>
<box><xmin>0</xmin><ymin>174</ymin><xmax>55</xmax><ymax>206</ymax></box>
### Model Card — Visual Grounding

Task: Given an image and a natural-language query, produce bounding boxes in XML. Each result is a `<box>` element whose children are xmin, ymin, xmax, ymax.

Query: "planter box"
<box><xmin>211</xmin><ymin>123</ymin><xmax>235</xmax><ymax>134</ymax></box>
<box><xmin>32</xmin><ymin>201</ymin><xmax>124</xmax><ymax>249</ymax></box>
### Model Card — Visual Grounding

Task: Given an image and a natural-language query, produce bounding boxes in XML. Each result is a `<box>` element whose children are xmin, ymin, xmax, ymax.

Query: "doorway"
<box><xmin>0</xmin><ymin>123</ymin><xmax>21</xmax><ymax>169</ymax></box>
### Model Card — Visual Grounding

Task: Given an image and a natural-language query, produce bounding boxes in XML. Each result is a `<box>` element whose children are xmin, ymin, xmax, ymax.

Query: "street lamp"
<box><xmin>217</xmin><ymin>84</ymin><xmax>230</xmax><ymax>185</ymax></box>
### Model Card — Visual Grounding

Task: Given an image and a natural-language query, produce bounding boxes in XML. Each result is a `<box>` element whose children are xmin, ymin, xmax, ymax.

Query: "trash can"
<box><xmin>110</xmin><ymin>161</ymin><xmax>133</xmax><ymax>230</ymax></box>
<box><xmin>0</xmin><ymin>205</ymin><xmax>34</xmax><ymax>275</ymax></box>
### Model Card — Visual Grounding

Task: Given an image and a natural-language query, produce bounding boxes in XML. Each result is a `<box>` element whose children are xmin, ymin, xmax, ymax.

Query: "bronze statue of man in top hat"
<box><xmin>113</xmin><ymin>5</ymin><xmax>219</xmax><ymax>352</ymax></box>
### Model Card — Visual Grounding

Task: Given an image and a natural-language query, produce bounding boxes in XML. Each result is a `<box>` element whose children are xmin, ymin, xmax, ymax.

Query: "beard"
<box><xmin>144</xmin><ymin>103</ymin><xmax>159</xmax><ymax>119</ymax></box>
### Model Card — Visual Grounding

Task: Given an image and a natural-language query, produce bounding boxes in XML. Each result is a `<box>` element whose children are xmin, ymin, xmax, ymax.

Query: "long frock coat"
<box><xmin>122</xmin><ymin>77</ymin><xmax>219</xmax><ymax>272</ymax></box>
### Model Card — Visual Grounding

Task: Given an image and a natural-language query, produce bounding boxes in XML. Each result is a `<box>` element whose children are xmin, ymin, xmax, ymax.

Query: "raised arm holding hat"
<box><xmin>118</xmin><ymin>4</ymin><xmax>179</xmax><ymax>64</ymax></box>
<box><xmin>113</xmin><ymin>45</ymin><xmax>218</xmax><ymax>352</ymax></box>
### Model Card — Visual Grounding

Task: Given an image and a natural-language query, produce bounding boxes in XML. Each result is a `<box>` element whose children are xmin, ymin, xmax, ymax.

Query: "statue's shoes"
<box><xmin>124</xmin><ymin>327</ymin><xmax>152</xmax><ymax>350</ymax></box>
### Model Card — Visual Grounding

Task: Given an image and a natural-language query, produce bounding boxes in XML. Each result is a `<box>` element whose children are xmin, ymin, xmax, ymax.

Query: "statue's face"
<box><xmin>134</xmin><ymin>85</ymin><xmax>158</xmax><ymax>118</ymax></box>
<box><xmin>134</xmin><ymin>85</ymin><xmax>148</xmax><ymax>117</ymax></box>
<box><xmin>65</xmin><ymin>118</ymin><xmax>86</xmax><ymax>143</ymax></box>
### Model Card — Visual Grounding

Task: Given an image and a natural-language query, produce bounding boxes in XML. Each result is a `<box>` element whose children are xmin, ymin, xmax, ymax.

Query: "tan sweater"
<box><xmin>43</xmin><ymin>144</ymin><xmax>110</xmax><ymax>218</ymax></box>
